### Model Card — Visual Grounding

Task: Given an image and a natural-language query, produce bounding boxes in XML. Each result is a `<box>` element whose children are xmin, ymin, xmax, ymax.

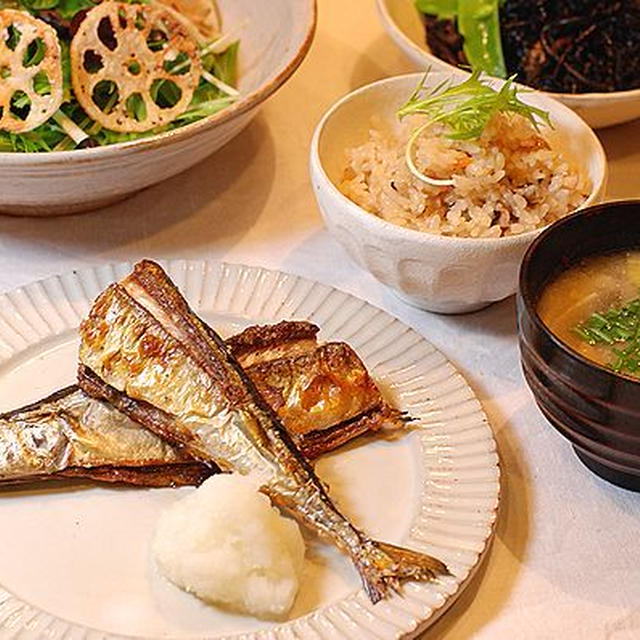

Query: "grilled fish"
<box><xmin>0</xmin><ymin>385</ymin><xmax>212</xmax><ymax>487</ymax></box>
<box><xmin>78</xmin><ymin>260</ymin><xmax>447</xmax><ymax>603</ymax></box>
<box><xmin>0</xmin><ymin>322</ymin><xmax>404</xmax><ymax>487</ymax></box>
<box><xmin>232</xmin><ymin>322</ymin><xmax>407</xmax><ymax>459</ymax></box>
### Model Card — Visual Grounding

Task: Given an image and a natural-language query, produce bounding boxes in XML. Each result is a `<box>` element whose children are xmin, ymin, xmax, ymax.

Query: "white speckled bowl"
<box><xmin>377</xmin><ymin>0</ymin><xmax>640</xmax><ymax>129</ymax></box>
<box><xmin>0</xmin><ymin>0</ymin><xmax>316</xmax><ymax>216</ymax></box>
<box><xmin>310</xmin><ymin>72</ymin><xmax>607</xmax><ymax>314</ymax></box>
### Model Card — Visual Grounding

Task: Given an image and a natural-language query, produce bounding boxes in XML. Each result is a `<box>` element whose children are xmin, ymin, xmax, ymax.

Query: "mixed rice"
<box><xmin>339</xmin><ymin>113</ymin><xmax>590</xmax><ymax>238</ymax></box>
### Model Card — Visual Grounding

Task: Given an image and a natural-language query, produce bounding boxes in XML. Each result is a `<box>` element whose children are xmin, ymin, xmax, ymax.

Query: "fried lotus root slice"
<box><xmin>70</xmin><ymin>2</ymin><xmax>202</xmax><ymax>133</ymax></box>
<box><xmin>0</xmin><ymin>10</ymin><xmax>63</xmax><ymax>133</ymax></box>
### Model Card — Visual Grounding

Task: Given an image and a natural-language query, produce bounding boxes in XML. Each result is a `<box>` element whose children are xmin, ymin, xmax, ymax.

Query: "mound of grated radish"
<box><xmin>152</xmin><ymin>474</ymin><xmax>306</xmax><ymax>619</ymax></box>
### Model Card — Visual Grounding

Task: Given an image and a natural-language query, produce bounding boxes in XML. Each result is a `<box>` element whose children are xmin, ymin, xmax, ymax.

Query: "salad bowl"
<box><xmin>0</xmin><ymin>0</ymin><xmax>316</xmax><ymax>216</ymax></box>
<box><xmin>376</xmin><ymin>0</ymin><xmax>640</xmax><ymax>129</ymax></box>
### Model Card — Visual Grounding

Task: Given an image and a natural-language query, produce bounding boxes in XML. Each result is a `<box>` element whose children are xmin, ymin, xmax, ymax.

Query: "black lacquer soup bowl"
<box><xmin>517</xmin><ymin>200</ymin><xmax>640</xmax><ymax>491</ymax></box>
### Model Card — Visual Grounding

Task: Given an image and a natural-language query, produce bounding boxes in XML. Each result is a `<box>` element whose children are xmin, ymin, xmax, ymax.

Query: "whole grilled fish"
<box><xmin>78</xmin><ymin>260</ymin><xmax>447</xmax><ymax>603</ymax></box>
<box><xmin>0</xmin><ymin>322</ymin><xmax>404</xmax><ymax>487</ymax></box>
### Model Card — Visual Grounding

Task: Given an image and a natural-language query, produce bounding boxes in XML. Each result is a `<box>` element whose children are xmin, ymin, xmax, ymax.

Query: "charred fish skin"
<box><xmin>215</xmin><ymin>319</ymin><xmax>408</xmax><ymax>451</ymax></box>
<box><xmin>78</xmin><ymin>261</ymin><xmax>447</xmax><ymax>602</ymax></box>
<box><xmin>230</xmin><ymin>321</ymin><xmax>409</xmax><ymax>455</ymax></box>
<box><xmin>0</xmin><ymin>385</ymin><xmax>212</xmax><ymax>487</ymax></box>
<box><xmin>57</xmin><ymin>461</ymin><xmax>212</xmax><ymax>487</ymax></box>
<box><xmin>244</xmin><ymin>342</ymin><xmax>386</xmax><ymax>437</ymax></box>
<box><xmin>296</xmin><ymin>404</ymin><xmax>404</xmax><ymax>460</ymax></box>
<box><xmin>225</xmin><ymin>320</ymin><xmax>320</xmax><ymax>367</ymax></box>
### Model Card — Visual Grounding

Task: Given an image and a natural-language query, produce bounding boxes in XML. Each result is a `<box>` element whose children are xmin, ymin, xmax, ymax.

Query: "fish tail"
<box><xmin>355</xmin><ymin>539</ymin><xmax>449</xmax><ymax>604</ymax></box>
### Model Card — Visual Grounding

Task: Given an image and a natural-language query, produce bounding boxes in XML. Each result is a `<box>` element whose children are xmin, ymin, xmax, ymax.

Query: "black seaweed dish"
<box><xmin>518</xmin><ymin>200</ymin><xmax>640</xmax><ymax>491</ymax></box>
<box><xmin>423</xmin><ymin>1</ymin><xmax>640</xmax><ymax>94</ymax></box>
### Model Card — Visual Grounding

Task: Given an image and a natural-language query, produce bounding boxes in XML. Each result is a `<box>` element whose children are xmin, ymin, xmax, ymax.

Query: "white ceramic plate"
<box><xmin>0</xmin><ymin>261</ymin><xmax>499</xmax><ymax>639</ymax></box>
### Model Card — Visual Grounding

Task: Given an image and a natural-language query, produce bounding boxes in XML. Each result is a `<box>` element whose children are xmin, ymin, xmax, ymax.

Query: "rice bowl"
<box><xmin>310</xmin><ymin>72</ymin><xmax>607</xmax><ymax>313</ymax></box>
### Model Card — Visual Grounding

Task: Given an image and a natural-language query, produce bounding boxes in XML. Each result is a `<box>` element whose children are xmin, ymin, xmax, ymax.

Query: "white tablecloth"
<box><xmin>1</xmin><ymin>1</ymin><xmax>639</xmax><ymax>637</ymax></box>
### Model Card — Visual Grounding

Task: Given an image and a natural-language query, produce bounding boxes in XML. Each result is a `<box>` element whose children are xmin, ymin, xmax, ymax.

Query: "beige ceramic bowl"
<box><xmin>310</xmin><ymin>72</ymin><xmax>607</xmax><ymax>314</ymax></box>
<box><xmin>0</xmin><ymin>0</ymin><xmax>316</xmax><ymax>216</ymax></box>
<box><xmin>377</xmin><ymin>0</ymin><xmax>640</xmax><ymax>129</ymax></box>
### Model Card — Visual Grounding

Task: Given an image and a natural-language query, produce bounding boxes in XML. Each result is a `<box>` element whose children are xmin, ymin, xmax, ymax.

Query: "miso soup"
<box><xmin>537</xmin><ymin>250</ymin><xmax>640</xmax><ymax>378</ymax></box>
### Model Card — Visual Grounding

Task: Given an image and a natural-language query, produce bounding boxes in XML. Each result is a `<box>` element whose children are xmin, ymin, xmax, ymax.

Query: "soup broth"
<box><xmin>537</xmin><ymin>250</ymin><xmax>640</xmax><ymax>378</ymax></box>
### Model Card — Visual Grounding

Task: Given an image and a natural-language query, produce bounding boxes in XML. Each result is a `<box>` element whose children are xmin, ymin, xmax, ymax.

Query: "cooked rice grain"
<box><xmin>339</xmin><ymin>113</ymin><xmax>590</xmax><ymax>238</ymax></box>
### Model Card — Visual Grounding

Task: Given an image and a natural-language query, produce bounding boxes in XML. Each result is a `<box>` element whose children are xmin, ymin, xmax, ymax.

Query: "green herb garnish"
<box><xmin>397</xmin><ymin>70</ymin><xmax>551</xmax><ymax>185</ymax></box>
<box><xmin>574</xmin><ymin>296</ymin><xmax>640</xmax><ymax>377</ymax></box>
<box><xmin>398</xmin><ymin>70</ymin><xmax>551</xmax><ymax>140</ymax></box>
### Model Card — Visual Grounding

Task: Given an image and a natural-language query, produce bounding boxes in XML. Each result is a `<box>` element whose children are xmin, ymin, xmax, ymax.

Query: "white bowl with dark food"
<box><xmin>376</xmin><ymin>0</ymin><xmax>640</xmax><ymax>129</ymax></box>
<box><xmin>0</xmin><ymin>0</ymin><xmax>316</xmax><ymax>216</ymax></box>
<box><xmin>310</xmin><ymin>72</ymin><xmax>607</xmax><ymax>314</ymax></box>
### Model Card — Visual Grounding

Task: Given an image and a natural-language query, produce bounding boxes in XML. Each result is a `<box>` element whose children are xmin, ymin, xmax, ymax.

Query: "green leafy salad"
<box><xmin>0</xmin><ymin>0</ymin><xmax>239</xmax><ymax>152</ymax></box>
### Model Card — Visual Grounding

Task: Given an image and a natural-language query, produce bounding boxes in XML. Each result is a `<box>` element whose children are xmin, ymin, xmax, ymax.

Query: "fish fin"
<box><xmin>355</xmin><ymin>540</ymin><xmax>449</xmax><ymax>603</ymax></box>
